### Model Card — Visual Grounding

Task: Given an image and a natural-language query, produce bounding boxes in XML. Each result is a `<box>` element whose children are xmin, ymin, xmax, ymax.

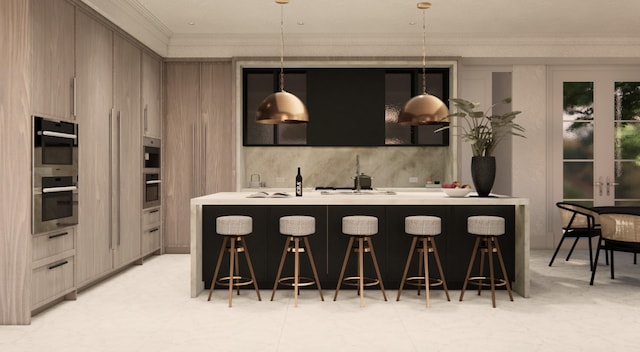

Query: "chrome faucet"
<box><xmin>355</xmin><ymin>154</ymin><xmax>361</xmax><ymax>193</ymax></box>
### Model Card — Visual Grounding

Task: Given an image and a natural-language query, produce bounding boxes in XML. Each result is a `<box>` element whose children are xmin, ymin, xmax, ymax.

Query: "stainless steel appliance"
<box><xmin>33</xmin><ymin>116</ymin><xmax>79</xmax><ymax>234</ymax></box>
<box><xmin>143</xmin><ymin>137</ymin><xmax>161</xmax><ymax>208</ymax></box>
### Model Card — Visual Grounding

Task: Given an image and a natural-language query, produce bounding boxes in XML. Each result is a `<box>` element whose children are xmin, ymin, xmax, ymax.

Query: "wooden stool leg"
<box><xmin>234</xmin><ymin>247</ymin><xmax>241</xmax><ymax>296</ymax></box>
<box><xmin>294</xmin><ymin>237</ymin><xmax>300</xmax><ymax>307</ymax></box>
<box><xmin>334</xmin><ymin>236</ymin><xmax>355</xmax><ymax>301</ymax></box>
<box><xmin>487</xmin><ymin>237</ymin><xmax>496</xmax><ymax>308</ymax></box>
<box><xmin>460</xmin><ymin>237</ymin><xmax>481</xmax><ymax>302</ymax></box>
<box><xmin>271</xmin><ymin>237</ymin><xmax>290</xmax><ymax>301</ymax></box>
<box><xmin>397</xmin><ymin>236</ymin><xmax>418</xmax><ymax>301</ymax></box>
<box><xmin>358</xmin><ymin>237</ymin><xmax>365</xmax><ymax>307</ymax></box>
<box><xmin>303</xmin><ymin>236</ymin><xmax>324</xmax><ymax>301</ymax></box>
<box><xmin>367</xmin><ymin>237</ymin><xmax>387</xmax><ymax>302</ymax></box>
<box><xmin>417</xmin><ymin>245</ymin><xmax>423</xmax><ymax>296</ymax></box>
<box><xmin>228</xmin><ymin>237</ymin><xmax>236</xmax><ymax>307</ymax></box>
<box><xmin>208</xmin><ymin>236</ymin><xmax>228</xmax><ymax>301</ymax></box>
<box><xmin>477</xmin><ymin>240</ymin><xmax>485</xmax><ymax>296</ymax></box>
<box><xmin>430</xmin><ymin>237</ymin><xmax>450</xmax><ymax>301</ymax></box>
<box><xmin>422</xmin><ymin>237</ymin><xmax>430</xmax><ymax>308</ymax></box>
<box><xmin>494</xmin><ymin>238</ymin><xmax>514</xmax><ymax>301</ymax></box>
<box><xmin>241</xmin><ymin>237</ymin><xmax>261</xmax><ymax>301</ymax></box>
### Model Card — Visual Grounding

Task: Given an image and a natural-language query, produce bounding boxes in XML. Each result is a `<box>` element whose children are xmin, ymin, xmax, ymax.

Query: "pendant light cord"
<box><xmin>279</xmin><ymin>4</ymin><xmax>285</xmax><ymax>92</ymax></box>
<box><xmin>421</xmin><ymin>8</ymin><xmax>427</xmax><ymax>95</ymax></box>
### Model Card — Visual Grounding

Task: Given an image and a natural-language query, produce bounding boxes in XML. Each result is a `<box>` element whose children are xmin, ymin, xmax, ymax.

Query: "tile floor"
<box><xmin>2</xmin><ymin>249</ymin><xmax>640</xmax><ymax>352</ymax></box>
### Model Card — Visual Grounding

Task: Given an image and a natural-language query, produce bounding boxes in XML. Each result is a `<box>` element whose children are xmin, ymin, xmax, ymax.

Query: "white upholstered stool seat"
<box><xmin>208</xmin><ymin>215</ymin><xmax>261</xmax><ymax>307</ymax></box>
<box><xmin>271</xmin><ymin>216</ymin><xmax>324</xmax><ymax>307</ymax></box>
<box><xmin>460</xmin><ymin>215</ymin><xmax>513</xmax><ymax>308</ymax></box>
<box><xmin>334</xmin><ymin>216</ymin><xmax>387</xmax><ymax>307</ymax></box>
<box><xmin>397</xmin><ymin>216</ymin><xmax>450</xmax><ymax>307</ymax></box>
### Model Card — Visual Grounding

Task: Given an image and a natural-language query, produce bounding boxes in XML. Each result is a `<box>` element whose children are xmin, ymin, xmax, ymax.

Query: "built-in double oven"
<box><xmin>143</xmin><ymin>137</ymin><xmax>161</xmax><ymax>208</ymax></box>
<box><xmin>33</xmin><ymin>116</ymin><xmax>79</xmax><ymax>234</ymax></box>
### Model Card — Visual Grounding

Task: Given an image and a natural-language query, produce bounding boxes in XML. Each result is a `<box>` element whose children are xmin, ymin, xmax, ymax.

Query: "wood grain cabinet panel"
<box><xmin>75</xmin><ymin>8</ymin><xmax>114</xmax><ymax>287</ymax></box>
<box><xmin>31</xmin><ymin>0</ymin><xmax>75</xmax><ymax>120</ymax></box>
<box><xmin>163</xmin><ymin>62</ymin><xmax>234</xmax><ymax>253</ymax></box>
<box><xmin>113</xmin><ymin>34</ymin><xmax>142</xmax><ymax>267</ymax></box>
<box><xmin>31</xmin><ymin>257</ymin><xmax>75</xmax><ymax>309</ymax></box>
<box><xmin>142</xmin><ymin>52</ymin><xmax>162</xmax><ymax>138</ymax></box>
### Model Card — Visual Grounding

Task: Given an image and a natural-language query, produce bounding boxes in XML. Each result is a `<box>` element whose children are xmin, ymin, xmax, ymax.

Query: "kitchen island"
<box><xmin>190</xmin><ymin>190</ymin><xmax>530</xmax><ymax>298</ymax></box>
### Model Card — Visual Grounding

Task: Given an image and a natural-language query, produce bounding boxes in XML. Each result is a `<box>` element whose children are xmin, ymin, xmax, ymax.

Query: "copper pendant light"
<box><xmin>256</xmin><ymin>0</ymin><xmax>309</xmax><ymax>124</ymax></box>
<box><xmin>397</xmin><ymin>2</ymin><xmax>449</xmax><ymax>126</ymax></box>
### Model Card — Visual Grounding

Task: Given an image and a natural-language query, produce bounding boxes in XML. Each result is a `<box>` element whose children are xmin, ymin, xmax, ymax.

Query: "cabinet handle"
<box><xmin>48</xmin><ymin>260</ymin><xmax>69</xmax><ymax>270</ymax></box>
<box><xmin>149</xmin><ymin>228</ymin><xmax>160</xmax><ymax>233</ymax></box>
<box><xmin>144</xmin><ymin>104</ymin><xmax>148</xmax><ymax>132</ymax></box>
<box><xmin>202</xmin><ymin>123</ymin><xmax>207</xmax><ymax>195</ymax></box>
<box><xmin>117</xmin><ymin>111</ymin><xmax>122</xmax><ymax>247</ymax></box>
<box><xmin>191</xmin><ymin>124</ymin><xmax>196</xmax><ymax>197</ymax></box>
<box><xmin>48</xmin><ymin>232</ymin><xmax>69</xmax><ymax>239</ymax></box>
<box><xmin>149</xmin><ymin>209</ymin><xmax>159</xmax><ymax>214</ymax></box>
<box><xmin>72</xmin><ymin>77</ymin><xmax>77</xmax><ymax>120</ymax></box>
<box><xmin>109</xmin><ymin>109</ymin><xmax>114</xmax><ymax>249</ymax></box>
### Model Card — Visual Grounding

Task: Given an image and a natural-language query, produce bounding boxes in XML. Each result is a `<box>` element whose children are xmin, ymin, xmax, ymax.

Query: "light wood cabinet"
<box><xmin>31</xmin><ymin>0</ymin><xmax>75</xmax><ymax>120</ymax></box>
<box><xmin>142</xmin><ymin>208</ymin><xmax>162</xmax><ymax>256</ymax></box>
<box><xmin>75</xmin><ymin>9</ymin><xmax>114</xmax><ymax>286</ymax></box>
<box><xmin>164</xmin><ymin>62</ymin><xmax>234</xmax><ymax>252</ymax></box>
<box><xmin>75</xmin><ymin>10</ymin><xmax>142</xmax><ymax>286</ymax></box>
<box><xmin>113</xmin><ymin>34</ymin><xmax>142</xmax><ymax>267</ymax></box>
<box><xmin>31</xmin><ymin>227</ymin><xmax>77</xmax><ymax>310</ymax></box>
<box><xmin>142</xmin><ymin>51</ymin><xmax>162</xmax><ymax>138</ymax></box>
<box><xmin>1</xmin><ymin>0</ymin><xmax>31</xmax><ymax>324</ymax></box>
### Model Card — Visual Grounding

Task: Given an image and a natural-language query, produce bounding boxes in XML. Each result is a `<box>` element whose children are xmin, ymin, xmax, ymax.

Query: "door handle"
<box><xmin>594</xmin><ymin>176</ymin><xmax>603</xmax><ymax>197</ymax></box>
<box><xmin>606</xmin><ymin>177</ymin><xmax>620</xmax><ymax>197</ymax></box>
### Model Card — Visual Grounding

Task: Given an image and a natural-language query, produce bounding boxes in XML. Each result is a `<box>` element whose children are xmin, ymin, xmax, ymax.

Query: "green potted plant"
<box><xmin>437</xmin><ymin>97</ymin><xmax>525</xmax><ymax>196</ymax></box>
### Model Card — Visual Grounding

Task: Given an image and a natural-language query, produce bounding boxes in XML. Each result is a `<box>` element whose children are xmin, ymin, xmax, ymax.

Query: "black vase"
<box><xmin>471</xmin><ymin>156</ymin><xmax>496</xmax><ymax>197</ymax></box>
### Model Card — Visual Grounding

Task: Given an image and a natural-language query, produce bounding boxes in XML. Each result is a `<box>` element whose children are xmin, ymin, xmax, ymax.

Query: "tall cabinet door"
<box><xmin>31</xmin><ymin>0</ymin><xmax>75</xmax><ymax>120</ymax></box>
<box><xmin>75</xmin><ymin>10</ymin><xmax>114</xmax><ymax>286</ymax></box>
<box><xmin>142</xmin><ymin>52</ymin><xmax>162</xmax><ymax>139</ymax></box>
<box><xmin>113</xmin><ymin>34</ymin><xmax>142</xmax><ymax>266</ymax></box>
<box><xmin>201</xmin><ymin>62</ymin><xmax>235</xmax><ymax>194</ymax></box>
<box><xmin>164</xmin><ymin>63</ymin><xmax>200</xmax><ymax>252</ymax></box>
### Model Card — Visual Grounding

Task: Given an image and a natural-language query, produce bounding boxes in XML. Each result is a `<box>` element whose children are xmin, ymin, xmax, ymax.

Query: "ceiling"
<box><xmin>81</xmin><ymin>0</ymin><xmax>640</xmax><ymax>58</ymax></box>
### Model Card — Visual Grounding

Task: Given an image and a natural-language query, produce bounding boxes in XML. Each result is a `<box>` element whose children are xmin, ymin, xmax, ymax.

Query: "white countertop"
<box><xmin>191</xmin><ymin>190</ymin><xmax>529</xmax><ymax>206</ymax></box>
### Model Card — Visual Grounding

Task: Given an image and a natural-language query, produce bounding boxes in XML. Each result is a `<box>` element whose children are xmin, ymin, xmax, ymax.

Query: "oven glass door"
<box><xmin>34</xmin><ymin>175</ymin><xmax>78</xmax><ymax>233</ymax></box>
<box><xmin>144</xmin><ymin>173</ymin><xmax>161</xmax><ymax>208</ymax></box>
<box><xmin>34</xmin><ymin>116</ymin><xmax>78</xmax><ymax>167</ymax></box>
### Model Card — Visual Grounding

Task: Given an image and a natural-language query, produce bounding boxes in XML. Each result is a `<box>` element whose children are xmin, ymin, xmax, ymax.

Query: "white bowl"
<box><xmin>442</xmin><ymin>188</ymin><xmax>472</xmax><ymax>197</ymax></box>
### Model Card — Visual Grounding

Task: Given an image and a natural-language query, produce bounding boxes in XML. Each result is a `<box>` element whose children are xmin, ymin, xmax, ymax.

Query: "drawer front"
<box><xmin>32</xmin><ymin>256</ymin><xmax>75</xmax><ymax>307</ymax></box>
<box><xmin>142</xmin><ymin>226</ymin><xmax>161</xmax><ymax>255</ymax></box>
<box><xmin>143</xmin><ymin>208</ymin><xmax>161</xmax><ymax>228</ymax></box>
<box><xmin>33</xmin><ymin>228</ymin><xmax>75</xmax><ymax>262</ymax></box>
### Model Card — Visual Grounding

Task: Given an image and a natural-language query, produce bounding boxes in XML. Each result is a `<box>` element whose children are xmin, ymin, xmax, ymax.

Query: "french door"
<box><xmin>552</xmin><ymin>68</ymin><xmax>640</xmax><ymax>207</ymax></box>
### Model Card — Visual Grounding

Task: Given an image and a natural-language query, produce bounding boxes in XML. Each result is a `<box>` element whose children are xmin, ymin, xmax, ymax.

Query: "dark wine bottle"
<box><xmin>295</xmin><ymin>167</ymin><xmax>302</xmax><ymax>197</ymax></box>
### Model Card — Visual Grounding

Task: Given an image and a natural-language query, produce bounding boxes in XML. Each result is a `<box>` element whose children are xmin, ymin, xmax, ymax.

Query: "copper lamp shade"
<box><xmin>255</xmin><ymin>0</ymin><xmax>309</xmax><ymax>124</ymax></box>
<box><xmin>397</xmin><ymin>93</ymin><xmax>449</xmax><ymax>126</ymax></box>
<box><xmin>256</xmin><ymin>90</ymin><xmax>309</xmax><ymax>124</ymax></box>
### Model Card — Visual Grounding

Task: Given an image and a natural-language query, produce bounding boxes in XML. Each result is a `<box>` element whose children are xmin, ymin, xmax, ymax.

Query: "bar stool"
<box><xmin>207</xmin><ymin>215</ymin><xmax>261</xmax><ymax>307</ymax></box>
<box><xmin>334</xmin><ymin>215</ymin><xmax>387</xmax><ymax>307</ymax></box>
<box><xmin>271</xmin><ymin>216</ymin><xmax>324</xmax><ymax>307</ymax></box>
<box><xmin>397</xmin><ymin>216</ymin><xmax>450</xmax><ymax>308</ymax></box>
<box><xmin>460</xmin><ymin>215</ymin><xmax>514</xmax><ymax>308</ymax></box>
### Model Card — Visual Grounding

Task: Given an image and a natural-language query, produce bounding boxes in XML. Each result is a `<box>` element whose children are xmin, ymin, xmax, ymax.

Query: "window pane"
<box><xmin>614</xmin><ymin>122</ymin><xmax>640</xmax><ymax>159</ymax></box>
<box><xmin>614</xmin><ymin>161</ymin><xmax>640</xmax><ymax>199</ymax></box>
<box><xmin>563</xmin><ymin>82</ymin><xmax>594</xmax><ymax>121</ymax></box>
<box><xmin>277</xmin><ymin>73</ymin><xmax>307</xmax><ymax>145</ymax></box>
<box><xmin>384</xmin><ymin>73</ymin><xmax>411</xmax><ymax>144</ymax></box>
<box><xmin>614</xmin><ymin>82</ymin><xmax>640</xmax><ymax>121</ymax></box>
<box><xmin>563</xmin><ymin>161</ymin><xmax>593</xmax><ymax>199</ymax></box>
<box><xmin>245</xmin><ymin>73</ymin><xmax>275</xmax><ymax>145</ymax></box>
<box><xmin>563</xmin><ymin>121</ymin><xmax>593</xmax><ymax>159</ymax></box>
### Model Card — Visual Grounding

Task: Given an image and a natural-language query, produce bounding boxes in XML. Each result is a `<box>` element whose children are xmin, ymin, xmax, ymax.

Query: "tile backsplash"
<box><xmin>244</xmin><ymin>146</ymin><xmax>451</xmax><ymax>189</ymax></box>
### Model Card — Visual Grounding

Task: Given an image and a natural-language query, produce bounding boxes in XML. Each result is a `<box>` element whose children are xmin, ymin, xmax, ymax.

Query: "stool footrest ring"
<box><xmin>216</xmin><ymin>276</ymin><xmax>255</xmax><ymax>288</ymax></box>
<box><xmin>277</xmin><ymin>276</ymin><xmax>317</xmax><ymax>287</ymax></box>
<box><xmin>404</xmin><ymin>276</ymin><xmax>445</xmax><ymax>288</ymax></box>
<box><xmin>342</xmin><ymin>276</ymin><xmax>380</xmax><ymax>287</ymax></box>
<box><xmin>467</xmin><ymin>276</ymin><xmax>509</xmax><ymax>288</ymax></box>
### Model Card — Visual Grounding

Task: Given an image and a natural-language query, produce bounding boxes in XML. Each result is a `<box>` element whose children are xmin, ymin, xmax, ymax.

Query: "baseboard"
<box><xmin>164</xmin><ymin>246</ymin><xmax>190</xmax><ymax>254</ymax></box>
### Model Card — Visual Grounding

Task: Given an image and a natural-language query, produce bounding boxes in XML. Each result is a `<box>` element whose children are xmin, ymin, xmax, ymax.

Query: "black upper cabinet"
<box><xmin>243</xmin><ymin>67</ymin><xmax>450</xmax><ymax>147</ymax></box>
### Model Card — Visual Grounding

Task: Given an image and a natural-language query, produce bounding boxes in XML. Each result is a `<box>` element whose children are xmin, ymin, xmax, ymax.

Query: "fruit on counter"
<box><xmin>441</xmin><ymin>181</ymin><xmax>471</xmax><ymax>189</ymax></box>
